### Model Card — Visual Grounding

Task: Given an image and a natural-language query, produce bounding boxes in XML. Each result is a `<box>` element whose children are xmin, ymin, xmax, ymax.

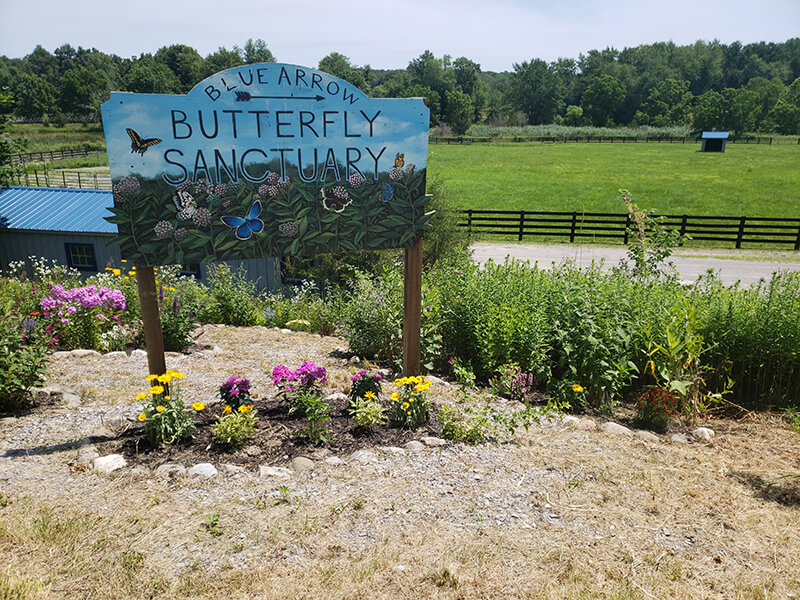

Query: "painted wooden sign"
<box><xmin>101</xmin><ymin>63</ymin><xmax>430</xmax><ymax>265</ymax></box>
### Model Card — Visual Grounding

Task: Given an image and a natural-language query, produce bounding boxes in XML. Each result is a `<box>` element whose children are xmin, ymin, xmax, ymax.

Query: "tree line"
<box><xmin>1</xmin><ymin>38</ymin><xmax>799</xmax><ymax>135</ymax></box>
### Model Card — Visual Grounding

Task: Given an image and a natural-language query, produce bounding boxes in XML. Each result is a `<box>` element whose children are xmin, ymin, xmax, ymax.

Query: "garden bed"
<box><xmin>1</xmin><ymin>325</ymin><xmax>799</xmax><ymax>600</ymax></box>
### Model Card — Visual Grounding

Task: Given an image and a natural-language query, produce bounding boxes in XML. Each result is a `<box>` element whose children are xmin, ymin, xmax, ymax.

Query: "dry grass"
<box><xmin>2</xmin><ymin>326</ymin><xmax>799</xmax><ymax>599</ymax></box>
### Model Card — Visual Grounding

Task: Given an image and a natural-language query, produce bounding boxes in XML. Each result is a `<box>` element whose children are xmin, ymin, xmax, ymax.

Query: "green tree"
<box><xmin>240</xmin><ymin>38</ymin><xmax>275</xmax><ymax>64</ymax></box>
<box><xmin>123</xmin><ymin>56</ymin><xmax>182</xmax><ymax>93</ymax></box>
<box><xmin>768</xmin><ymin>76</ymin><xmax>800</xmax><ymax>133</ymax></box>
<box><xmin>744</xmin><ymin>77</ymin><xmax>784</xmax><ymax>131</ymax></box>
<box><xmin>563</xmin><ymin>104</ymin><xmax>585</xmax><ymax>126</ymax></box>
<box><xmin>635</xmin><ymin>78</ymin><xmax>693</xmax><ymax>126</ymax></box>
<box><xmin>444</xmin><ymin>89</ymin><xmax>473</xmax><ymax>134</ymax></box>
<box><xmin>581</xmin><ymin>74</ymin><xmax>625</xmax><ymax>126</ymax></box>
<box><xmin>692</xmin><ymin>90</ymin><xmax>725</xmax><ymax>132</ymax></box>
<box><xmin>506</xmin><ymin>59</ymin><xmax>563</xmax><ymax>124</ymax></box>
<box><xmin>0</xmin><ymin>91</ymin><xmax>23</xmax><ymax>186</ymax></box>
<box><xmin>318</xmin><ymin>52</ymin><xmax>367</xmax><ymax>90</ymax></box>
<box><xmin>13</xmin><ymin>73</ymin><xmax>58</xmax><ymax>120</ymax></box>
<box><xmin>400</xmin><ymin>84</ymin><xmax>441</xmax><ymax>126</ymax></box>
<box><xmin>204</xmin><ymin>47</ymin><xmax>244</xmax><ymax>76</ymax></box>
<box><xmin>154</xmin><ymin>44</ymin><xmax>205</xmax><ymax>91</ymax></box>
<box><xmin>58</xmin><ymin>68</ymin><xmax>109</xmax><ymax>120</ymax></box>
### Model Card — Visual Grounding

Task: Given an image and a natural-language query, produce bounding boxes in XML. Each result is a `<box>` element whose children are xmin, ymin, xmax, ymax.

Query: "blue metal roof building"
<box><xmin>701</xmin><ymin>131</ymin><xmax>729</xmax><ymax>152</ymax></box>
<box><xmin>0</xmin><ymin>186</ymin><xmax>279</xmax><ymax>290</ymax></box>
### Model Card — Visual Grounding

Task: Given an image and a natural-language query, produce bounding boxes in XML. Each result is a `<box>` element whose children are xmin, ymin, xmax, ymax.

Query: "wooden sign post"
<box><xmin>135</xmin><ymin>266</ymin><xmax>166</xmax><ymax>377</ymax></box>
<box><xmin>402</xmin><ymin>237</ymin><xmax>423</xmax><ymax>376</ymax></box>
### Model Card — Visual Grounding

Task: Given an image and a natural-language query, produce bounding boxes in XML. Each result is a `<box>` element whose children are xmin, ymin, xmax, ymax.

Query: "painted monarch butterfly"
<box><xmin>379</xmin><ymin>183</ymin><xmax>393</xmax><ymax>203</ymax></box>
<box><xmin>173</xmin><ymin>189</ymin><xmax>198</xmax><ymax>221</ymax></box>
<box><xmin>126</xmin><ymin>128</ymin><xmax>162</xmax><ymax>155</ymax></box>
<box><xmin>394</xmin><ymin>153</ymin><xmax>404</xmax><ymax>168</ymax></box>
<box><xmin>221</xmin><ymin>200</ymin><xmax>264</xmax><ymax>240</ymax></box>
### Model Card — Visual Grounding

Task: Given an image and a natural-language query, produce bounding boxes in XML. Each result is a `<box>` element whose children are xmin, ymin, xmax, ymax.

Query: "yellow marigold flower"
<box><xmin>156</xmin><ymin>405</ymin><xmax>165</xmax><ymax>412</ymax></box>
<box><xmin>164</xmin><ymin>396</ymin><xmax>170</xmax><ymax>400</ymax></box>
<box><xmin>390</xmin><ymin>392</ymin><xmax>400</xmax><ymax>401</ymax></box>
<box><xmin>145</xmin><ymin>374</ymin><xmax>157</xmax><ymax>381</ymax></box>
<box><xmin>238</xmin><ymin>404</ymin><xmax>253</xmax><ymax>414</ymax></box>
<box><xmin>192</xmin><ymin>402</ymin><xmax>205</xmax><ymax>411</ymax></box>
<box><xmin>149</xmin><ymin>385</ymin><xmax>165</xmax><ymax>395</ymax></box>
<box><xmin>137</xmin><ymin>412</ymin><xmax>147</xmax><ymax>421</ymax></box>
<box><xmin>172</xmin><ymin>372</ymin><xmax>186</xmax><ymax>379</ymax></box>
<box><xmin>409</xmin><ymin>397</ymin><xmax>414</xmax><ymax>403</ymax></box>
<box><xmin>223</xmin><ymin>405</ymin><xmax>232</xmax><ymax>415</ymax></box>
<box><xmin>124</xmin><ymin>276</ymin><xmax>129</xmax><ymax>280</ymax></box>
<box><xmin>135</xmin><ymin>392</ymin><xmax>147</xmax><ymax>401</ymax></box>
<box><xmin>402</xmin><ymin>402</ymin><xmax>409</xmax><ymax>410</ymax></box>
<box><xmin>414</xmin><ymin>383</ymin><xmax>425</xmax><ymax>393</ymax></box>
<box><xmin>112</xmin><ymin>269</ymin><xmax>121</xmax><ymax>276</ymax></box>
<box><xmin>121</xmin><ymin>259</ymin><xmax>127</xmax><ymax>263</ymax></box>
<box><xmin>572</xmin><ymin>384</ymin><xmax>584</xmax><ymax>393</ymax></box>
<box><xmin>157</xmin><ymin>374</ymin><xmax>171</xmax><ymax>384</ymax></box>
<box><xmin>364</xmin><ymin>391</ymin><xmax>376</xmax><ymax>400</ymax></box>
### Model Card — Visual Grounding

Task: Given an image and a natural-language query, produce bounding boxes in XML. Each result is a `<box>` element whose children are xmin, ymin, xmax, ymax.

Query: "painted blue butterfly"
<box><xmin>221</xmin><ymin>200</ymin><xmax>264</xmax><ymax>240</ymax></box>
<box><xmin>379</xmin><ymin>183</ymin><xmax>393</xmax><ymax>203</ymax></box>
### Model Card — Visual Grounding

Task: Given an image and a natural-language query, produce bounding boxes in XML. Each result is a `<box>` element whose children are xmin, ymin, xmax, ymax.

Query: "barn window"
<box><xmin>65</xmin><ymin>243</ymin><xmax>97</xmax><ymax>271</ymax></box>
<box><xmin>179</xmin><ymin>263</ymin><xmax>200</xmax><ymax>278</ymax></box>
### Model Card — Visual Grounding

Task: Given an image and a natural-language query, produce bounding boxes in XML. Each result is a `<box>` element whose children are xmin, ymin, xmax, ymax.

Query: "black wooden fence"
<box><xmin>460</xmin><ymin>210</ymin><xmax>800</xmax><ymax>250</ymax></box>
<box><xmin>13</xmin><ymin>169</ymin><xmax>112</xmax><ymax>190</ymax></box>
<box><xmin>431</xmin><ymin>135</ymin><xmax>786</xmax><ymax>145</ymax></box>
<box><xmin>11</xmin><ymin>148</ymin><xmax>103</xmax><ymax>164</ymax></box>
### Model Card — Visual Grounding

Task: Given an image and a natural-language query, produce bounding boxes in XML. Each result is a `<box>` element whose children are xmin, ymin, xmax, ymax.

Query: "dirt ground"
<box><xmin>1</xmin><ymin>325</ymin><xmax>799</xmax><ymax>600</ymax></box>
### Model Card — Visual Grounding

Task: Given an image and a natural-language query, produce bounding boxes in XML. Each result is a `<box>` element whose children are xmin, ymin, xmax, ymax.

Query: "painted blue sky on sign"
<box><xmin>102</xmin><ymin>64</ymin><xmax>429</xmax><ymax>185</ymax></box>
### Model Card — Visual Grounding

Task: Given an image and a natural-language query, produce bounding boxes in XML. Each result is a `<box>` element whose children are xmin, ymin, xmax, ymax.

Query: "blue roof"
<box><xmin>0</xmin><ymin>186</ymin><xmax>116</xmax><ymax>233</ymax></box>
<box><xmin>701</xmin><ymin>131</ymin><xmax>729</xmax><ymax>139</ymax></box>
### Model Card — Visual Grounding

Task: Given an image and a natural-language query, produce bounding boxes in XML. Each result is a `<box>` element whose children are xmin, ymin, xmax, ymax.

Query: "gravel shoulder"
<box><xmin>1</xmin><ymin>326</ymin><xmax>799</xmax><ymax>599</ymax></box>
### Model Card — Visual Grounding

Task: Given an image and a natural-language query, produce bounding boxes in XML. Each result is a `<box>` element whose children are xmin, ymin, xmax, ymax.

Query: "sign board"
<box><xmin>101</xmin><ymin>63</ymin><xmax>430</xmax><ymax>266</ymax></box>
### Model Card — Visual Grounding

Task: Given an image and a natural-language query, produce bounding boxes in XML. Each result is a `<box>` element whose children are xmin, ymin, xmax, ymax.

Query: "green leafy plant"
<box><xmin>782</xmin><ymin>406</ymin><xmax>800</xmax><ymax>434</ymax></box>
<box><xmin>201</xmin><ymin>514</ymin><xmax>222</xmax><ymax>537</ymax></box>
<box><xmin>348</xmin><ymin>393</ymin><xmax>387</xmax><ymax>431</ymax></box>
<box><xmin>136</xmin><ymin>371</ymin><xmax>200</xmax><ymax>445</ymax></box>
<box><xmin>389</xmin><ymin>376</ymin><xmax>431</xmax><ymax>428</ymax></box>
<box><xmin>211</xmin><ymin>404</ymin><xmax>257</xmax><ymax>447</ymax></box>
<box><xmin>291</xmin><ymin>391</ymin><xmax>332</xmax><ymax>445</ymax></box>
<box><xmin>439</xmin><ymin>404</ymin><xmax>490</xmax><ymax>444</ymax></box>
<box><xmin>348</xmin><ymin>370</ymin><xmax>383</xmax><ymax>408</ymax></box>
<box><xmin>488</xmin><ymin>363</ymin><xmax>537</xmax><ymax>403</ymax></box>
<box><xmin>448</xmin><ymin>356</ymin><xmax>476</xmax><ymax>387</ymax></box>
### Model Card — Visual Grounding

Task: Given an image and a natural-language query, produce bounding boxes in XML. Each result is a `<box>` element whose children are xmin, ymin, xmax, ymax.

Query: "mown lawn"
<box><xmin>428</xmin><ymin>142</ymin><xmax>800</xmax><ymax>218</ymax></box>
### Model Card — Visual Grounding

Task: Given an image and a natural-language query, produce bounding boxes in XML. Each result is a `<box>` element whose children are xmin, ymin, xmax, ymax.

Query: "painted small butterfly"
<box><xmin>379</xmin><ymin>183</ymin><xmax>393</xmax><ymax>203</ymax></box>
<box><xmin>221</xmin><ymin>200</ymin><xmax>264</xmax><ymax>240</ymax></box>
<box><xmin>173</xmin><ymin>189</ymin><xmax>198</xmax><ymax>221</ymax></box>
<box><xmin>394</xmin><ymin>153</ymin><xmax>404</xmax><ymax>168</ymax></box>
<box><xmin>321</xmin><ymin>188</ymin><xmax>352</xmax><ymax>213</ymax></box>
<box><xmin>126</xmin><ymin>128</ymin><xmax>162</xmax><ymax>155</ymax></box>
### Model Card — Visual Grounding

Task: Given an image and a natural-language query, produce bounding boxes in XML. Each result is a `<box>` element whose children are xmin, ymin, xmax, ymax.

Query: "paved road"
<box><xmin>470</xmin><ymin>242</ymin><xmax>800</xmax><ymax>286</ymax></box>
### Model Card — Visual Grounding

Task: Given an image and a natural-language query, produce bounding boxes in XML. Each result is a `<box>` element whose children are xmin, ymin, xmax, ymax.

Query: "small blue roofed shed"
<box><xmin>701</xmin><ymin>131</ymin><xmax>729</xmax><ymax>152</ymax></box>
<box><xmin>0</xmin><ymin>186</ymin><xmax>279</xmax><ymax>290</ymax></box>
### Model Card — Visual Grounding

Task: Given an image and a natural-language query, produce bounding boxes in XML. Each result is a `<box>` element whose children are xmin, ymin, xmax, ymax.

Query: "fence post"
<box><xmin>34</xmin><ymin>170</ymin><xmax>39</xmax><ymax>186</ymax></box>
<box><xmin>467</xmin><ymin>210</ymin><xmax>473</xmax><ymax>235</ymax></box>
<box><xmin>794</xmin><ymin>224</ymin><xmax>800</xmax><ymax>251</ymax></box>
<box><xmin>623</xmin><ymin>214</ymin><xmax>631</xmax><ymax>245</ymax></box>
<box><xmin>77</xmin><ymin>172</ymin><xmax>82</xmax><ymax>189</ymax></box>
<box><xmin>736</xmin><ymin>216</ymin><xmax>746</xmax><ymax>249</ymax></box>
<box><xmin>44</xmin><ymin>171</ymin><xmax>49</xmax><ymax>187</ymax></box>
<box><xmin>93</xmin><ymin>173</ymin><xmax>98</xmax><ymax>189</ymax></box>
<box><xmin>569</xmin><ymin>212</ymin><xmax>577</xmax><ymax>243</ymax></box>
<box><xmin>25</xmin><ymin>171</ymin><xmax>29</xmax><ymax>186</ymax></box>
<box><xmin>679</xmin><ymin>215</ymin><xmax>688</xmax><ymax>246</ymax></box>
<box><xmin>518</xmin><ymin>211</ymin><xmax>526</xmax><ymax>241</ymax></box>
<box><xmin>62</xmin><ymin>172</ymin><xmax>66</xmax><ymax>187</ymax></box>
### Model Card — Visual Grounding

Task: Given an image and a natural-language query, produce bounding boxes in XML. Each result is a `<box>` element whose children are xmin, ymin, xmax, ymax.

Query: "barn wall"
<box><xmin>0</xmin><ymin>230</ymin><xmax>121</xmax><ymax>277</ymax></box>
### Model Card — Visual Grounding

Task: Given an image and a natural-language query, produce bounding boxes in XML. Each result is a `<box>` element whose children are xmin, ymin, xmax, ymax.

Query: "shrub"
<box><xmin>212</xmin><ymin>405</ymin><xmax>257</xmax><ymax>447</ymax></box>
<box><xmin>0</xmin><ymin>307</ymin><xmax>57</xmax><ymax>412</ymax></box>
<box><xmin>635</xmin><ymin>386</ymin><xmax>679</xmax><ymax>432</ymax></box>
<box><xmin>136</xmin><ymin>371</ymin><xmax>200</xmax><ymax>445</ymax></box>
<box><xmin>488</xmin><ymin>363</ymin><xmax>537</xmax><ymax>403</ymax></box>
<box><xmin>290</xmin><ymin>391</ymin><xmax>331</xmax><ymax>444</ymax></box>
<box><xmin>200</xmin><ymin>264</ymin><xmax>264</xmax><ymax>326</ymax></box>
<box><xmin>389</xmin><ymin>376</ymin><xmax>431</xmax><ymax>428</ymax></box>
<box><xmin>218</xmin><ymin>376</ymin><xmax>252</xmax><ymax>412</ymax></box>
<box><xmin>439</xmin><ymin>403</ymin><xmax>489</xmax><ymax>444</ymax></box>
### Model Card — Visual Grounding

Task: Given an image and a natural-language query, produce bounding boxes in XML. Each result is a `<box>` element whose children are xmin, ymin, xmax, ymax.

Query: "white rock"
<box><xmin>349</xmin><ymin>450</ymin><xmax>376</xmax><ymax>464</ymax></box>
<box><xmin>421</xmin><ymin>436</ymin><xmax>447</xmax><ymax>447</ymax></box>
<box><xmin>404</xmin><ymin>441</ymin><xmax>425</xmax><ymax>452</ymax></box>
<box><xmin>670</xmin><ymin>433</ymin><xmax>690</xmax><ymax>444</ymax></box>
<box><xmin>600</xmin><ymin>422</ymin><xmax>633</xmax><ymax>437</ymax></box>
<box><xmin>63</xmin><ymin>393</ymin><xmax>81</xmax><ymax>409</ymax></box>
<box><xmin>188</xmin><ymin>463</ymin><xmax>218</xmax><ymax>479</ymax></box>
<box><xmin>634</xmin><ymin>430</ymin><xmax>661</xmax><ymax>443</ymax></box>
<box><xmin>77</xmin><ymin>448</ymin><xmax>100</xmax><ymax>465</ymax></box>
<box><xmin>562</xmin><ymin>415</ymin><xmax>581</xmax><ymax>427</ymax></box>
<box><xmin>155</xmin><ymin>463</ymin><xmax>186</xmax><ymax>477</ymax></box>
<box><xmin>692</xmin><ymin>427</ymin><xmax>715</xmax><ymax>442</ymax></box>
<box><xmin>71</xmin><ymin>349</ymin><xmax>101</xmax><ymax>358</ymax></box>
<box><xmin>291</xmin><ymin>457</ymin><xmax>314</xmax><ymax>472</ymax></box>
<box><xmin>130</xmin><ymin>349</ymin><xmax>147</xmax><ymax>359</ymax></box>
<box><xmin>129</xmin><ymin>466</ymin><xmax>150</xmax><ymax>477</ymax></box>
<box><xmin>379</xmin><ymin>446</ymin><xmax>406</xmax><ymax>455</ymax></box>
<box><xmin>324</xmin><ymin>457</ymin><xmax>344</xmax><ymax>466</ymax></box>
<box><xmin>102</xmin><ymin>351</ymin><xmax>127</xmax><ymax>359</ymax></box>
<box><xmin>426</xmin><ymin>375</ymin><xmax>450</xmax><ymax>386</ymax></box>
<box><xmin>393</xmin><ymin>565</ymin><xmax>406</xmax><ymax>573</ymax></box>
<box><xmin>324</xmin><ymin>392</ymin><xmax>348</xmax><ymax>403</ymax></box>
<box><xmin>220</xmin><ymin>463</ymin><xmax>246</xmax><ymax>474</ymax></box>
<box><xmin>259</xmin><ymin>465</ymin><xmax>293</xmax><ymax>479</ymax></box>
<box><xmin>93</xmin><ymin>454</ymin><xmax>127</xmax><ymax>474</ymax></box>
<box><xmin>279</xmin><ymin>328</ymin><xmax>293</xmax><ymax>334</ymax></box>
<box><xmin>52</xmin><ymin>351</ymin><xmax>72</xmax><ymax>359</ymax></box>
<box><xmin>576</xmin><ymin>418</ymin><xmax>598</xmax><ymax>431</ymax></box>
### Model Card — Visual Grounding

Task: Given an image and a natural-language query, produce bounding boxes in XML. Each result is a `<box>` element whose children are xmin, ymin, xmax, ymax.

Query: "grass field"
<box><xmin>429</xmin><ymin>142</ymin><xmax>800</xmax><ymax>218</ymax></box>
<box><xmin>8</xmin><ymin>123</ymin><xmax>106</xmax><ymax>154</ymax></box>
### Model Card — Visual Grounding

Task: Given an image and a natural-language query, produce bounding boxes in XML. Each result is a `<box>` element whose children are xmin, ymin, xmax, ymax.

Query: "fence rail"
<box><xmin>431</xmin><ymin>135</ymin><xmax>785</xmax><ymax>145</ymax></box>
<box><xmin>460</xmin><ymin>210</ymin><xmax>800</xmax><ymax>250</ymax></box>
<box><xmin>13</xmin><ymin>169</ymin><xmax>112</xmax><ymax>190</ymax></box>
<box><xmin>11</xmin><ymin>148</ymin><xmax>104</xmax><ymax>164</ymax></box>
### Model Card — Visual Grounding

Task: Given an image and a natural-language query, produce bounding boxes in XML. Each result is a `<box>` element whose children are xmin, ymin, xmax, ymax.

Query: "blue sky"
<box><xmin>1</xmin><ymin>0</ymin><xmax>797</xmax><ymax>72</ymax></box>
